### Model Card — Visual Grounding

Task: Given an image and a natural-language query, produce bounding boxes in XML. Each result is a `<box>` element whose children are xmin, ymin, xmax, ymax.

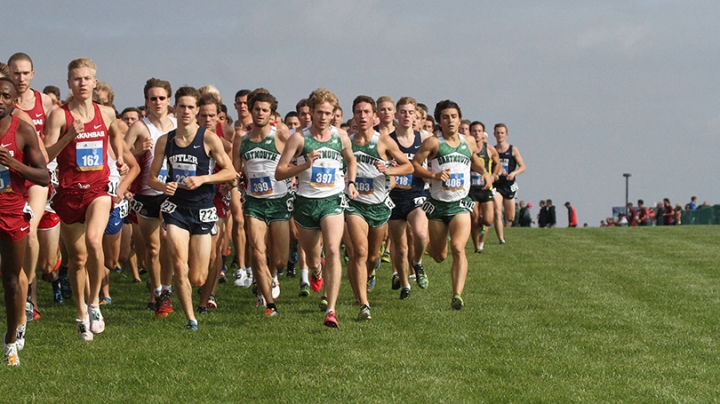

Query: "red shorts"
<box><xmin>52</xmin><ymin>184</ymin><xmax>111</xmax><ymax>225</ymax></box>
<box><xmin>0</xmin><ymin>205</ymin><xmax>32</xmax><ymax>242</ymax></box>
<box><xmin>127</xmin><ymin>209</ymin><xmax>138</xmax><ymax>225</ymax></box>
<box><xmin>38</xmin><ymin>211</ymin><xmax>60</xmax><ymax>230</ymax></box>
<box><xmin>213</xmin><ymin>193</ymin><xmax>228</xmax><ymax>219</ymax></box>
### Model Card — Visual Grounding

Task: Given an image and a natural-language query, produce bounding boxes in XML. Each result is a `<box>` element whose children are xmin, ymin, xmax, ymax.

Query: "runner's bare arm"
<box><xmin>148</xmin><ymin>134</ymin><xmax>174</xmax><ymax>196</ymax></box>
<box><xmin>379</xmin><ymin>135</ymin><xmax>413</xmax><ymax>176</ymax></box>
<box><xmin>275</xmin><ymin>132</ymin><xmax>307</xmax><ymax>181</ymax></box>
<box><xmin>412</xmin><ymin>136</ymin><xmax>441</xmax><ymax>180</ymax></box>
<box><xmin>0</xmin><ymin>120</ymin><xmax>49</xmax><ymax>186</ymax></box>
<box><xmin>44</xmin><ymin>108</ymin><xmax>82</xmax><ymax>161</ymax></box>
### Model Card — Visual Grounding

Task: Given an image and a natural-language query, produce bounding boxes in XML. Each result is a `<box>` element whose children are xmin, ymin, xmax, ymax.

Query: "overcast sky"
<box><xmin>6</xmin><ymin>1</ymin><xmax>718</xmax><ymax>227</ymax></box>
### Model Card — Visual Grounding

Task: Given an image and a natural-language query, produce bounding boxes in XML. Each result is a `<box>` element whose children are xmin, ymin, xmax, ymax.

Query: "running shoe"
<box><xmin>299</xmin><ymin>282</ymin><xmax>310</xmax><ymax>297</ymax></box>
<box><xmin>155</xmin><ymin>291</ymin><xmax>174</xmax><ymax>317</ymax></box>
<box><xmin>15</xmin><ymin>324</ymin><xmax>26</xmax><ymax>351</ymax></box>
<box><xmin>319</xmin><ymin>296</ymin><xmax>328</xmax><ymax>312</ymax></box>
<box><xmin>499</xmin><ymin>240</ymin><xmax>506</xmax><ymax>245</ymax></box>
<box><xmin>358</xmin><ymin>304</ymin><xmax>371</xmax><ymax>321</ymax></box>
<box><xmin>324</xmin><ymin>311</ymin><xmax>338</xmax><ymax>328</ymax></box>
<box><xmin>233</xmin><ymin>268</ymin><xmax>247</xmax><ymax>287</ymax></box>
<box><xmin>414</xmin><ymin>263</ymin><xmax>428</xmax><ymax>289</ymax></box>
<box><xmin>265</xmin><ymin>307</ymin><xmax>278</xmax><ymax>317</ymax></box>
<box><xmin>243</xmin><ymin>269</ymin><xmax>254</xmax><ymax>288</ymax></box>
<box><xmin>32</xmin><ymin>310</ymin><xmax>41</xmax><ymax>321</ymax></box>
<box><xmin>3</xmin><ymin>337</ymin><xmax>19</xmax><ymax>366</ymax></box>
<box><xmin>25</xmin><ymin>300</ymin><xmax>33</xmax><ymax>323</ymax></box>
<box><xmin>99</xmin><ymin>297</ymin><xmax>112</xmax><ymax>306</ymax></box>
<box><xmin>59</xmin><ymin>272</ymin><xmax>72</xmax><ymax>300</ymax></box>
<box><xmin>286</xmin><ymin>263</ymin><xmax>296</xmax><ymax>278</ymax></box>
<box><xmin>88</xmin><ymin>305</ymin><xmax>105</xmax><ymax>334</ymax></box>
<box><xmin>138</xmin><ymin>267</ymin><xmax>148</xmax><ymax>275</ymax></box>
<box><xmin>310</xmin><ymin>271</ymin><xmax>323</xmax><ymax>293</ymax></box>
<box><xmin>277</xmin><ymin>267</ymin><xmax>285</xmax><ymax>276</ymax></box>
<box><xmin>52</xmin><ymin>279</ymin><xmax>63</xmax><ymax>304</ymax></box>
<box><xmin>77</xmin><ymin>318</ymin><xmax>93</xmax><ymax>341</ymax></box>
<box><xmin>391</xmin><ymin>273</ymin><xmax>400</xmax><ymax>290</ymax></box>
<box><xmin>474</xmin><ymin>248</ymin><xmax>483</xmax><ymax>254</ymax></box>
<box><xmin>343</xmin><ymin>249</ymin><xmax>349</xmax><ymax>264</ymax></box>
<box><xmin>451</xmin><ymin>294</ymin><xmax>464</xmax><ymax>310</ymax></box>
<box><xmin>272</xmin><ymin>279</ymin><xmax>280</xmax><ymax>299</ymax></box>
<box><xmin>197</xmin><ymin>306</ymin><xmax>208</xmax><ymax>315</ymax></box>
<box><xmin>381</xmin><ymin>251</ymin><xmax>391</xmax><ymax>263</ymax></box>
<box><xmin>251</xmin><ymin>282</ymin><xmax>258</xmax><ymax>296</ymax></box>
<box><xmin>400</xmin><ymin>287</ymin><xmax>411</xmax><ymax>300</ymax></box>
<box><xmin>409</xmin><ymin>274</ymin><xmax>416</xmax><ymax>281</ymax></box>
<box><xmin>207</xmin><ymin>295</ymin><xmax>217</xmax><ymax>309</ymax></box>
<box><xmin>218</xmin><ymin>269</ymin><xmax>227</xmax><ymax>284</ymax></box>
<box><xmin>146</xmin><ymin>302</ymin><xmax>156</xmax><ymax>311</ymax></box>
<box><xmin>185</xmin><ymin>320</ymin><xmax>198</xmax><ymax>331</ymax></box>
<box><xmin>256</xmin><ymin>294</ymin><xmax>266</xmax><ymax>307</ymax></box>
<box><xmin>366</xmin><ymin>273</ymin><xmax>376</xmax><ymax>293</ymax></box>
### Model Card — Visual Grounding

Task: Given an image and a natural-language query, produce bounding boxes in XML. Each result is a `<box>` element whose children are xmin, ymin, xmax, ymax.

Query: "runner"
<box><xmin>412</xmin><ymin>100</ymin><xmax>493</xmax><ymax>310</ymax></box>
<box><xmin>229</xmin><ymin>89</ymin><xmax>251</xmax><ymax>288</ymax></box>
<box><xmin>148</xmin><ymin>86</ymin><xmax>237</xmax><ymax>331</ymax></box>
<box><xmin>44</xmin><ymin>58</ymin><xmax>125</xmax><ymax>339</ymax></box>
<box><xmin>375</xmin><ymin>96</ymin><xmax>395</xmax><ymax>136</ymax></box>
<box><xmin>468</xmin><ymin>121</ymin><xmax>501</xmax><ymax>253</ymax></box>
<box><xmin>124</xmin><ymin>78</ymin><xmax>177</xmax><ymax>315</ymax></box>
<box><xmin>0</xmin><ymin>77</ymin><xmax>49</xmax><ymax>365</ymax></box>
<box><xmin>275</xmin><ymin>88</ymin><xmax>357</xmax><ymax>327</ymax></box>
<box><xmin>492</xmin><ymin>123</ymin><xmax>526</xmax><ymax>244</ymax></box>
<box><xmin>235</xmin><ymin>90</ymin><xmax>292</xmax><ymax>316</ymax></box>
<box><xmin>387</xmin><ymin>97</ymin><xmax>431</xmax><ymax>299</ymax></box>
<box><xmin>344</xmin><ymin>95</ymin><xmax>412</xmax><ymax>319</ymax></box>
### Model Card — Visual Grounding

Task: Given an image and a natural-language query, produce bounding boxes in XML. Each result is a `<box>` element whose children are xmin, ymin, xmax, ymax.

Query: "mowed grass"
<box><xmin>3</xmin><ymin>226</ymin><xmax>720</xmax><ymax>403</ymax></box>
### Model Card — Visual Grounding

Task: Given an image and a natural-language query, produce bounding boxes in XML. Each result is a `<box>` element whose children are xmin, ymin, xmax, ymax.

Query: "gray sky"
<box><xmin>5</xmin><ymin>1</ymin><xmax>719</xmax><ymax>227</ymax></box>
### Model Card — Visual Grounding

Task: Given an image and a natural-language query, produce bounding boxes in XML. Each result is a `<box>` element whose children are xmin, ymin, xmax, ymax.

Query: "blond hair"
<box><xmin>67</xmin><ymin>58</ymin><xmax>97</xmax><ymax>78</ymax></box>
<box><xmin>307</xmin><ymin>88</ymin><xmax>339</xmax><ymax>111</ymax></box>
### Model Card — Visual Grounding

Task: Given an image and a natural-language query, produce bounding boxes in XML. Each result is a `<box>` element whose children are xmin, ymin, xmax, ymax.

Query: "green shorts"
<box><xmin>293</xmin><ymin>194</ymin><xmax>345</xmax><ymax>230</ymax></box>
<box><xmin>422</xmin><ymin>197</ymin><xmax>474</xmax><ymax>224</ymax></box>
<box><xmin>345</xmin><ymin>198</ymin><xmax>394</xmax><ymax>228</ymax></box>
<box><xmin>243</xmin><ymin>194</ymin><xmax>292</xmax><ymax>225</ymax></box>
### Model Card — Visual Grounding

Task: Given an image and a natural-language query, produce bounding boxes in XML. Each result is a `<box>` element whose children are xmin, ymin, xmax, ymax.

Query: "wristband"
<box><xmin>348</xmin><ymin>181</ymin><xmax>356</xmax><ymax>187</ymax></box>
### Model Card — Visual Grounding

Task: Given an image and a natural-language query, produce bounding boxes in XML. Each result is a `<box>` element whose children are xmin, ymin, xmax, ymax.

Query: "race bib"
<box><xmin>510</xmin><ymin>183</ymin><xmax>519</xmax><ymax>193</ymax></box>
<box><xmin>422</xmin><ymin>200</ymin><xmax>435</xmax><ymax>215</ymax></box>
<box><xmin>470</xmin><ymin>172</ymin><xmax>485</xmax><ymax>187</ymax></box>
<box><xmin>76</xmin><ymin>141</ymin><xmax>104</xmax><ymax>171</ymax></box>
<box><xmin>172</xmin><ymin>162</ymin><xmax>196</xmax><ymax>186</ymax></box>
<box><xmin>355</xmin><ymin>177</ymin><xmax>374</xmax><ymax>195</ymax></box>
<box><xmin>0</xmin><ymin>164</ymin><xmax>12</xmax><ymax>193</ymax></box>
<box><xmin>160</xmin><ymin>200</ymin><xmax>177</xmax><ymax>214</ymax></box>
<box><xmin>158</xmin><ymin>162</ymin><xmax>168</xmax><ymax>183</ymax></box>
<box><xmin>500</xmin><ymin>159</ymin><xmax>509</xmax><ymax>175</ymax></box>
<box><xmin>395</xmin><ymin>174</ymin><xmax>412</xmax><ymax>190</ymax></box>
<box><xmin>107</xmin><ymin>181</ymin><xmax>119</xmax><ymax>197</ymax></box>
<box><xmin>199</xmin><ymin>207</ymin><xmax>218</xmax><ymax>223</ymax></box>
<box><xmin>130</xmin><ymin>198</ymin><xmax>144</xmax><ymax>213</ymax></box>
<box><xmin>442</xmin><ymin>173</ymin><xmax>464</xmax><ymax>191</ymax></box>
<box><xmin>459</xmin><ymin>199</ymin><xmax>475</xmax><ymax>211</ymax></box>
<box><xmin>117</xmin><ymin>199</ymin><xmax>130</xmax><ymax>219</ymax></box>
<box><xmin>413</xmin><ymin>196</ymin><xmax>426</xmax><ymax>207</ymax></box>
<box><xmin>286</xmin><ymin>195</ymin><xmax>295</xmax><ymax>212</ymax></box>
<box><xmin>249</xmin><ymin>176</ymin><xmax>273</xmax><ymax>196</ymax></box>
<box><xmin>311</xmin><ymin>166</ymin><xmax>336</xmax><ymax>188</ymax></box>
<box><xmin>384</xmin><ymin>198</ymin><xmax>396</xmax><ymax>210</ymax></box>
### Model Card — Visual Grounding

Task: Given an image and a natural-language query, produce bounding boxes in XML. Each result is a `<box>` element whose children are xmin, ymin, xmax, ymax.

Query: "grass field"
<box><xmin>2</xmin><ymin>226</ymin><xmax>720</xmax><ymax>403</ymax></box>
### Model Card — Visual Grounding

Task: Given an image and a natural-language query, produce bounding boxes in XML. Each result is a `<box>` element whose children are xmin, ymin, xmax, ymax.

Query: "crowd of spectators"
<box><xmin>601</xmin><ymin>196</ymin><xmax>712</xmax><ymax>227</ymax></box>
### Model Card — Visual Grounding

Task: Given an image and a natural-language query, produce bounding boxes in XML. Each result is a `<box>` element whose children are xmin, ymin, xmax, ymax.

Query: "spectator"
<box><xmin>647</xmin><ymin>207</ymin><xmax>656</xmax><ymax>225</ymax></box>
<box><xmin>616</xmin><ymin>213</ymin><xmax>628</xmax><ymax>226</ymax></box>
<box><xmin>674</xmin><ymin>204</ymin><xmax>683</xmax><ymax>225</ymax></box>
<box><xmin>564</xmin><ymin>201</ymin><xmax>577</xmax><ymax>227</ymax></box>
<box><xmin>637</xmin><ymin>199</ymin><xmax>649</xmax><ymax>226</ymax></box>
<box><xmin>663</xmin><ymin>198</ymin><xmax>674</xmax><ymax>225</ymax></box>
<box><xmin>545</xmin><ymin>199</ymin><xmax>556</xmax><ymax>228</ymax></box>
<box><xmin>600</xmin><ymin>220</ymin><xmax>606</xmax><ymax>227</ymax></box>
<box><xmin>656</xmin><ymin>202</ymin><xmax>664</xmax><ymax>226</ymax></box>
<box><xmin>519</xmin><ymin>202</ymin><xmax>533</xmax><ymax>227</ymax></box>
<box><xmin>689</xmin><ymin>196</ymin><xmax>697</xmax><ymax>211</ymax></box>
<box><xmin>626</xmin><ymin>202</ymin><xmax>637</xmax><ymax>226</ymax></box>
<box><xmin>538</xmin><ymin>200</ymin><xmax>547</xmax><ymax>228</ymax></box>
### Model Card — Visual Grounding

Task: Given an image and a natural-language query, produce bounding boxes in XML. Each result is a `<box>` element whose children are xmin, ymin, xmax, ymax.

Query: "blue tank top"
<box><xmin>495</xmin><ymin>144</ymin><xmax>517</xmax><ymax>186</ymax></box>
<box><xmin>165</xmin><ymin>127</ymin><xmax>216</xmax><ymax>207</ymax></box>
<box><xmin>389</xmin><ymin>130</ymin><xmax>427</xmax><ymax>198</ymax></box>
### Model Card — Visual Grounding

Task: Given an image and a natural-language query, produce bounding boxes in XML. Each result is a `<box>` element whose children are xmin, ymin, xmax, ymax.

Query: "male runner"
<box><xmin>0</xmin><ymin>77</ymin><xmax>49</xmax><ymax>365</ymax></box>
<box><xmin>412</xmin><ymin>100</ymin><xmax>493</xmax><ymax>310</ymax></box>
<box><xmin>235</xmin><ymin>90</ymin><xmax>292</xmax><ymax>316</ymax></box>
<box><xmin>387</xmin><ymin>97</ymin><xmax>431</xmax><ymax>299</ymax></box>
<box><xmin>125</xmin><ymin>78</ymin><xmax>177</xmax><ymax>315</ymax></box>
<box><xmin>44</xmin><ymin>58</ymin><xmax>125</xmax><ymax>339</ymax></box>
<box><xmin>492</xmin><ymin>123</ymin><xmax>526</xmax><ymax>243</ymax></box>
<box><xmin>375</xmin><ymin>96</ymin><xmax>395</xmax><ymax>136</ymax></box>
<box><xmin>284</xmin><ymin>111</ymin><xmax>301</xmax><ymax>132</ymax></box>
<box><xmin>8</xmin><ymin>53</ymin><xmax>54</xmax><ymax>319</ymax></box>
<box><xmin>120</xmin><ymin>107</ymin><xmax>141</xmax><ymax>127</ymax></box>
<box><xmin>148</xmin><ymin>86</ymin><xmax>236</xmax><ymax>331</ymax></box>
<box><xmin>295</xmin><ymin>98</ymin><xmax>312</xmax><ymax>129</ymax></box>
<box><xmin>344</xmin><ymin>95</ymin><xmax>412</xmax><ymax>319</ymax></box>
<box><xmin>276</xmin><ymin>88</ymin><xmax>357</xmax><ymax>327</ymax></box>
<box><xmin>469</xmin><ymin>121</ymin><xmax>500</xmax><ymax>253</ymax></box>
<box><xmin>229</xmin><ymin>89</ymin><xmax>251</xmax><ymax>287</ymax></box>
<box><xmin>331</xmin><ymin>106</ymin><xmax>343</xmax><ymax>129</ymax></box>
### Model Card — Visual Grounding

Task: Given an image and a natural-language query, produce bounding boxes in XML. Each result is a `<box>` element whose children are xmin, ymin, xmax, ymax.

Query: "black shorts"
<box><xmin>131</xmin><ymin>194</ymin><xmax>168</xmax><ymax>219</ymax></box>
<box><xmin>160</xmin><ymin>200</ymin><xmax>218</xmax><ymax>236</ymax></box>
<box><xmin>389</xmin><ymin>193</ymin><xmax>426</xmax><ymax>221</ymax></box>
<box><xmin>494</xmin><ymin>182</ymin><xmax>518</xmax><ymax>200</ymax></box>
<box><xmin>468</xmin><ymin>187</ymin><xmax>494</xmax><ymax>203</ymax></box>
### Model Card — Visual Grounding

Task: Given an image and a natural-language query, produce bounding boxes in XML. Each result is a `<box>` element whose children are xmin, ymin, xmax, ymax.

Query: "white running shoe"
<box><xmin>15</xmin><ymin>324</ymin><xmax>25</xmax><ymax>351</ymax></box>
<box><xmin>3</xmin><ymin>335</ymin><xmax>19</xmax><ymax>366</ymax></box>
<box><xmin>243</xmin><ymin>268</ymin><xmax>254</xmax><ymax>289</ymax></box>
<box><xmin>88</xmin><ymin>305</ymin><xmax>105</xmax><ymax>334</ymax></box>
<box><xmin>233</xmin><ymin>268</ymin><xmax>247</xmax><ymax>287</ymax></box>
<box><xmin>272</xmin><ymin>278</ymin><xmax>280</xmax><ymax>299</ymax></box>
<box><xmin>77</xmin><ymin>318</ymin><xmax>93</xmax><ymax>341</ymax></box>
<box><xmin>256</xmin><ymin>293</ymin><xmax>266</xmax><ymax>307</ymax></box>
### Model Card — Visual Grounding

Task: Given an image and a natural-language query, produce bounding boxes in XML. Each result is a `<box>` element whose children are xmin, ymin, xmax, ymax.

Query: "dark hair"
<box><xmin>198</xmin><ymin>94</ymin><xmax>221</xmax><ymax>112</ymax></box>
<box><xmin>352</xmin><ymin>95</ymin><xmax>376</xmax><ymax>113</ymax></box>
<box><xmin>220</xmin><ymin>104</ymin><xmax>228</xmax><ymax>114</ymax></box>
<box><xmin>0</xmin><ymin>77</ymin><xmax>17</xmax><ymax>93</ymax></box>
<box><xmin>234</xmin><ymin>89</ymin><xmax>251</xmax><ymax>101</ymax></box>
<box><xmin>43</xmin><ymin>85</ymin><xmax>61</xmax><ymax>99</ymax></box>
<box><xmin>174</xmin><ymin>86</ymin><xmax>200</xmax><ymax>105</ymax></box>
<box><xmin>433</xmin><ymin>100</ymin><xmax>462</xmax><ymax>123</ymax></box>
<box><xmin>470</xmin><ymin>121</ymin><xmax>485</xmax><ymax>131</ymax></box>
<box><xmin>7</xmin><ymin>53</ymin><xmax>33</xmax><ymax>70</ymax></box>
<box><xmin>638</xmin><ymin>199</ymin><xmax>644</xmax><ymax>205</ymax></box>
<box><xmin>143</xmin><ymin>77</ymin><xmax>172</xmax><ymax>100</ymax></box>
<box><xmin>284</xmin><ymin>111</ymin><xmax>298</xmax><ymax>120</ymax></box>
<box><xmin>295</xmin><ymin>98</ymin><xmax>309</xmax><ymax>113</ymax></box>
<box><xmin>248</xmin><ymin>91</ymin><xmax>278</xmax><ymax>114</ymax></box>
<box><xmin>120</xmin><ymin>107</ymin><xmax>141</xmax><ymax>117</ymax></box>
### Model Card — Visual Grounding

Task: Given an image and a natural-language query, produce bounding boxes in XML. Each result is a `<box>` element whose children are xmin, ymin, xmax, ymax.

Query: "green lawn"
<box><xmin>3</xmin><ymin>226</ymin><xmax>720</xmax><ymax>403</ymax></box>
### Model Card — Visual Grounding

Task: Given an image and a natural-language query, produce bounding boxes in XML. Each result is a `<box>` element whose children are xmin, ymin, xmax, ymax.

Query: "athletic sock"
<box><xmin>161</xmin><ymin>285</ymin><xmax>172</xmax><ymax>294</ymax></box>
<box><xmin>478</xmin><ymin>242</ymin><xmax>484</xmax><ymax>250</ymax></box>
<box><xmin>300</xmin><ymin>269</ymin><xmax>309</xmax><ymax>284</ymax></box>
<box><xmin>154</xmin><ymin>287</ymin><xmax>162</xmax><ymax>297</ymax></box>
